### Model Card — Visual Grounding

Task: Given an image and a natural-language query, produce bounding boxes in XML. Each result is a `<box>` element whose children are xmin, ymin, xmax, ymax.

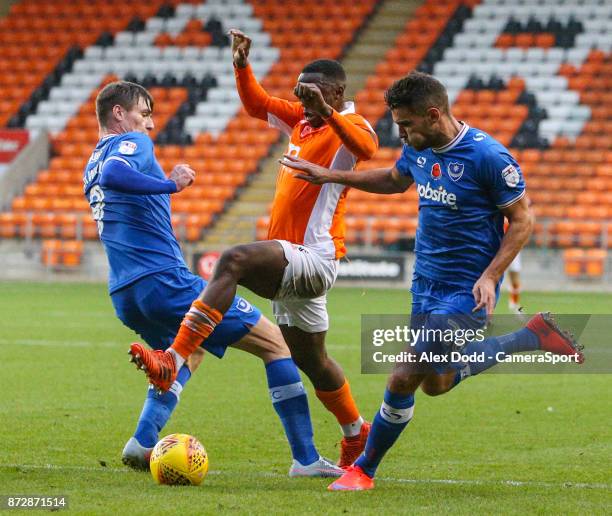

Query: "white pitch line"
<box><xmin>0</xmin><ymin>339</ymin><xmax>121</xmax><ymax>348</ymax></box>
<box><xmin>2</xmin><ymin>464</ymin><xmax>610</xmax><ymax>490</ymax></box>
<box><xmin>377</xmin><ymin>476</ymin><xmax>612</xmax><ymax>490</ymax></box>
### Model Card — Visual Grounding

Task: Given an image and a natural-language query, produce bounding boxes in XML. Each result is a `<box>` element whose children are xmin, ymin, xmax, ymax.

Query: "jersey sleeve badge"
<box><xmin>501</xmin><ymin>164</ymin><xmax>520</xmax><ymax>188</ymax></box>
<box><xmin>118</xmin><ymin>141</ymin><xmax>137</xmax><ymax>155</ymax></box>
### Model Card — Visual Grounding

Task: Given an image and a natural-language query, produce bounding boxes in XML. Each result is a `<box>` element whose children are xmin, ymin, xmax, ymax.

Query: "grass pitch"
<box><xmin>1</xmin><ymin>282</ymin><xmax>611</xmax><ymax>515</ymax></box>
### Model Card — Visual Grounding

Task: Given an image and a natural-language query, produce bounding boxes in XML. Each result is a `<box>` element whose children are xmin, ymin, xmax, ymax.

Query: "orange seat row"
<box><xmin>496</xmin><ymin>33</ymin><xmax>556</xmax><ymax>49</ymax></box>
<box><xmin>563</xmin><ymin>248</ymin><xmax>608</xmax><ymax>277</ymax></box>
<box><xmin>41</xmin><ymin>239</ymin><xmax>84</xmax><ymax>267</ymax></box>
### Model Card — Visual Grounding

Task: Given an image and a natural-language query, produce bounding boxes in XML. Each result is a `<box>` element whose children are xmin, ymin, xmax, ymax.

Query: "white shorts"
<box><xmin>508</xmin><ymin>253</ymin><xmax>522</xmax><ymax>273</ymax></box>
<box><xmin>272</xmin><ymin>240</ymin><xmax>338</xmax><ymax>333</ymax></box>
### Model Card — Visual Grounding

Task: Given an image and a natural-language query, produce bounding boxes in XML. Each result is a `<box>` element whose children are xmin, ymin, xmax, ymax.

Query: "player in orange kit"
<box><xmin>129</xmin><ymin>29</ymin><xmax>379</xmax><ymax>467</ymax></box>
<box><xmin>504</xmin><ymin>219</ymin><xmax>523</xmax><ymax>314</ymax></box>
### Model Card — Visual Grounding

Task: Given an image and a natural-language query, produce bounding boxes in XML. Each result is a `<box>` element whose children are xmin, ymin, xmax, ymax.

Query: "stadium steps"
<box><xmin>201</xmin><ymin>0</ymin><xmax>422</xmax><ymax>248</ymax></box>
<box><xmin>201</xmin><ymin>149</ymin><xmax>283</xmax><ymax>247</ymax></box>
<box><xmin>343</xmin><ymin>0</ymin><xmax>423</xmax><ymax>97</ymax></box>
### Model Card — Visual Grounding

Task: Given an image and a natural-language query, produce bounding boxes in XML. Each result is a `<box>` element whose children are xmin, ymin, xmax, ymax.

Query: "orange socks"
<box><xmin>171</xmin><ymin>300</ymin><xmax>223</xmax><ymax>359</ymax></box>
<box><xmin>316</xmin><ymin>379</ymin><xmax>362</xmax><ymax>436</ymax></box>
<box><xmin>510</xmin><ymin>288</ymin><xmax>520</xmax><ymax>305</ymax></box>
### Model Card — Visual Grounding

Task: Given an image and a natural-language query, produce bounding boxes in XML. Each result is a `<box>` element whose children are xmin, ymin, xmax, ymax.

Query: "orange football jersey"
<box><xmin>235</xmin><ymin>64</ymin><xmax>378</xmax><ymax>259</ymax></box>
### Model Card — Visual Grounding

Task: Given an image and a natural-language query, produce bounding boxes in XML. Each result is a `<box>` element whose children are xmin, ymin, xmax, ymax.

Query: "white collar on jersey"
<box><xmin>340</xmin><ymin>101</ymin><xmax>355</xmax><ymax>115</ymax></box>
<box><xmin>432</xmin><ymin>122</ymin><xmax>470</xmax><ymax>154</ymax></box>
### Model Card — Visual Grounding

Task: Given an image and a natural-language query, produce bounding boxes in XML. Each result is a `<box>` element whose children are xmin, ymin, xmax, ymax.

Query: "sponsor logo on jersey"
<box><xmin>118</xmin><ymin>141</ymin><xmax>137</xmax><ymax>155</ymax></box>
<box><xmin>430</xmin><ymin>162</ymin><xmax>442</xmax><ymax>180</ymax></box>
<box><xmin>501</xmin><ymin>164</ymin><xmax>520</xmax><ymax>188</ymax></box>
<box><xmin>447</xmin><ymin>162</ymin><xmax>464</xmax><ymax>182</ymax></box>
<box><xmin>473</xmin><ymin>132</ymin><xmax>486</xmax><ymax>141</ymax></box>
<box><xmin>417</xmin><ymin>156</ymin><xmax>427</xmax><ymax>168</ymax></box>
<box><xmin>416</xmin><ymin>181</ymin><xmax>457</xmax><ymax>209</ymax></box>
<box><xmin>236</xmin><ymin>298</ymin><xmax>254</xmax><ymax>314</ymax></box>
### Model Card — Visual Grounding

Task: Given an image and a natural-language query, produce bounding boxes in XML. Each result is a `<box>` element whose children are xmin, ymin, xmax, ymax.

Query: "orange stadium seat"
<box><xmin>564</xmin><ymin>248</ymin><xmax>608</xmax><ymax>278</ymax></box>
<box><xmin>41</xmin><ymin>240</ymin><xmax>62</xmax><ymax>267</ymax></box>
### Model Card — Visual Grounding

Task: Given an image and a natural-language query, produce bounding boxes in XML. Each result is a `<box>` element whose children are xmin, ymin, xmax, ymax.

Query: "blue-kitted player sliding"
<box><xmin>281</xmin><ymin>71</ymin><xmax>585</xmax><ymax>491</ymax></box>
<box><xmin>83</xmin><ymin>80</ymin><xmax>343</xmax><ymax>478</ymax></box>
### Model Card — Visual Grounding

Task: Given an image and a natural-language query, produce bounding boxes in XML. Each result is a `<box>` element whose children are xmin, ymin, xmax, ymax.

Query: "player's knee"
<box><xmin>291</xmin><ymin>350</ymin><xmax>326</xmax><ymax>377</ymax></box>
<box><xmin>259</xmin><ymin>322</ymin><xmax>291</xmax><ymax>360</ymax></box>
<box><xmin>216</xmin><ymin>245</ymin><xmax>251</xmax><ymax>279</ymax></box>
<box><xmin>420</xmin><ymin>381</ymin><xmax>446</xmax><ymax>397</ymax></box>
<box><xmin>420</xmin><ymin>374</ymin><xmax>455</xmax><ymax>396</ymax></box>
<box><xmin>388</xmin><ymin>370</ymin><xmax>418</xmax><ymax>395</ymax></box>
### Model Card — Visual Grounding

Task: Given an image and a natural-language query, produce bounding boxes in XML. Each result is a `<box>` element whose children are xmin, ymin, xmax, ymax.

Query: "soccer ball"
<box><xmin>150</xmin><ymin>433</ymin><xmax>209</xmax><ymax>486</ymax></box>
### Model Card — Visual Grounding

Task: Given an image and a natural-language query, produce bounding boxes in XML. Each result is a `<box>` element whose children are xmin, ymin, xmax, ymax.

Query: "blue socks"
<box><xmin>266</xmin><ymin>358</ymin><xmax>319</xmax><ymax>466</ymax></box>
<box><xmin>456</xmin><ymin>327</ymin><xmax>540</xmax><ymax>378</ymax></box>
<box><xmin>134</xmin><ymin>364</ymin><xmax>192</xmax><ymax>448</ymax></box>
<box><xmin>133</xmin><ymin>357</ymin><xmax>319</xmax><ymax>466</ymax></box>
<box><xmin>355</xmin><ymin>389</ymin><xmax>414</xmax><ymax>478</ymax></box>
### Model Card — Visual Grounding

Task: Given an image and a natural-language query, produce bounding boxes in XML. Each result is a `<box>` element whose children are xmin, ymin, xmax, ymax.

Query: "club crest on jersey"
<box><xmin>447</xmin><ymin>162</ymin><xmax>464</xmax><ymax>182</ymax></box>
<box><xmin>430</xmin><ymin>162</ymin><xmax>442</xmax><ymax>180</ymax></box>
<box><xmin>236</xmin><ymin>298</ymin><xmax>254</xmax><ymax>314</ymax></box>
<box><xmin>417</xmin><ymin>156</ymin><xmax>427</xmax><ymax>168</ymax></box>
<box><xmin>502</xmin><ymin>164</ymin><xmax>520</xmax><ymax>188</ymax></box>
<box><xmin>118</xmin><ymin>141</ymin><xmax>137</xmax><ymax>155</ymax></box>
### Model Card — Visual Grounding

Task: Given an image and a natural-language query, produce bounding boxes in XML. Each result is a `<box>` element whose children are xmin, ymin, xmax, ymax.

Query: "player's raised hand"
<box><xmin>294</xmin><ymin>82</ymin><xmax>332</xmax><ymax>118</ymax></box>
<box><xmin>279</xmin><ymin>154</ymin><xmax>333</xmax><ymax>185</ymax></box>
<box><xmin>229</xmin><ymin>29</ymin><xmax>251</xmax><ymax>68</ymax></box>
<box><xmin>169</xmin><ymin>164</ymin><xmax>195</xmax><ymax>192</ymax></box>
<box><xmin>472</xmin><ymin>274</ymin><xmax>497</xmax><ymax>318</ymax></box>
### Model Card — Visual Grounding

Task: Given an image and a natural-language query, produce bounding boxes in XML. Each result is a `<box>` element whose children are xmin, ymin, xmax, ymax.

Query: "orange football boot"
<box><xmin>338</xmin><ymin>421</ymin><xmax>371</xmax><ymax>469</ymax></box>
<box><xmin>526</xmin><ymin>312</ymin><xmax>585</xmax><ymax>363</ymax></box>
<box><xmin>328</xmin><ymin>465</ymin><xmax>374</xmax><ymax>491</ymax></box>
<box><xmin>129</xmin><ymin>343</ymin><xmax>177</xmax><ymax>392</ymax></box>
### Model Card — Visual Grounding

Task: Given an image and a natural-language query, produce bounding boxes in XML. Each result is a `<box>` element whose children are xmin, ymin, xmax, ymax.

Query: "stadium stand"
<box><xmin>294</xmin><ymin>0</ymin><xmax>609</xmax><ymax>279</ymax></box>
<box><xmin>0</xmin><ymin>0</ymin><xmax>376</xmax><ymax>258</ymax></box>
<box><xmin>0</xmin><ymin>0</ymin><xmax>609</xmax><ymax>280</ymax></box>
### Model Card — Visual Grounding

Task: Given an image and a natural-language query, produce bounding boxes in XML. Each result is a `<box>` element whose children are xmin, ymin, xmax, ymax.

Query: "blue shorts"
<box><xmin>409</xmin><ymin>274</ymin><xmax>497</xmax><ymax>373</ymax></box>
<box><xmin>111</xmin><ymin>267</ymin><xmax>261</xmax><ymax>358</ymax></box>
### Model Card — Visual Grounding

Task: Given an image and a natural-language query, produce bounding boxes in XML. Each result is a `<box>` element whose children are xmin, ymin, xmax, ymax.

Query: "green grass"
<box><xmin>1</xmin><ymin>282</ymin><xmax>611</xmax><ymax>514</ymax></box>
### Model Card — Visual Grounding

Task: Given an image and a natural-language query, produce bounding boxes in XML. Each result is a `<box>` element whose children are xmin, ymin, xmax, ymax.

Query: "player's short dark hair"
<box><xmin>301</xmin><ymin>59</ymin><xmax>346</xmax><ymax>84</ymax></box>
<box><xmin>96</xmin><ymin>81</ymin><xmax>153</xmax><ymax>127</ymax></box>
<box><xmin>385</xmin><ymin>72</ymin><xmax>449</xmax><ymax>115</ymax></box>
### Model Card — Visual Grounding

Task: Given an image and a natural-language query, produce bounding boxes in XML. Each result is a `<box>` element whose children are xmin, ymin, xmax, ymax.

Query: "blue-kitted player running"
<box><xmin>281</xmin><ymin>71</ymin><xmax>584</xmax><ymax>490</ymax></box>
<box><xmin>83</xmin><ymin>81</ymin><xmax>342</xmax><ymax>478</ymax></box>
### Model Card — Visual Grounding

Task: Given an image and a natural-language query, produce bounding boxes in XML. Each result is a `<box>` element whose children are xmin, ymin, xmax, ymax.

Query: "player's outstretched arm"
<box><xmin>472</xmin><ymin>195</ymin><xmax>534</xmax><ymax>315</ymax></box>
<box><xmin>168</xmin><ymin>164</ymin><xmax>196</xmax><ymax>192</ymax></box>
<box><xmin>280</xmin><ymin>154</ymin><xmax>412</xmax><ymax>194</ymax></box>
<box><xmin>230</xmin><ymin>29</ymin><xmax>303</xmax><ymax>126</ymax></box>
<box><xmin>100</xmin><ymin>159</ymin><xmax>194</xmax><ymax>194</ymax></box>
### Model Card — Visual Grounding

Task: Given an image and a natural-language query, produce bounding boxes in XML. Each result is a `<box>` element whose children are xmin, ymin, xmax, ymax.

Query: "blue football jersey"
<box><xmin>395</xmin><ymin>124</ymin><xmax>526</xmax><ymax>289</ymax></box>
<box><xmin>83</xmin><ymin>131</ymin><xmax>188</xmax><ymax>293</ymax></box>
